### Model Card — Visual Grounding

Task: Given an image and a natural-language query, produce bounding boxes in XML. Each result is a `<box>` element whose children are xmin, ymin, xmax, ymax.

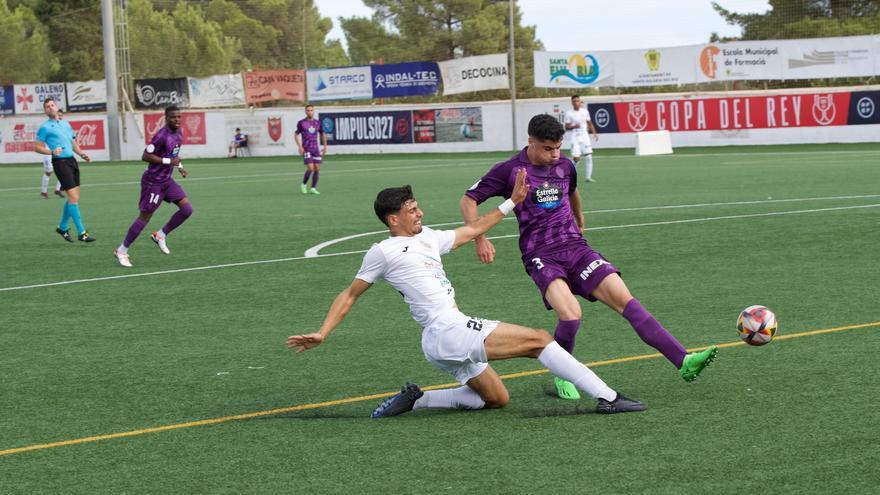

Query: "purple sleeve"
<box><xmin>294</xmin><ymin>120</ymin><xmax>302</xmax><ymax>135</ymax></box>
<box><xmin>464</xmin><ymin>161</ymin><xmax>514</xmax><ymax>205</ymax></box>
<box><xmin>147</xmin><ymin>129</ymin><xmax>166</xmax><ymax>156</ymax></box>
<box><xmin>567</xmin><ymin>160</ymin><xmax>578</xmax><ymax>195</ymax></box>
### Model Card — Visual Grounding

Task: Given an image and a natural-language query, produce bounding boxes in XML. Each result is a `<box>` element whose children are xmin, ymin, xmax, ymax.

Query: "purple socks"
<box><xmin>622</xmin><ymin>298</ymin><xmax>687</xmax><ymax>368</ymax></box>
<box><xmin>303</xmin><ymin>170</ymin><xmax>312</xmax><ymax>185</ymax></box>
<box><xmin>123</xmin><ymin>217</ymin><xmax>148</xmax><ymax>248</ymax></box>
<box><xmin>162</xmin><ymin>202</ymin><xmax>193</xmax><ymax>235</ymax></box>
<box><xmin>311</xmin><ymin>170</ymin><xmax>319</xmax><ymax>187</ymax></box>
<box><xmin>553</xmin><ymin>319</ymin><xmax>581</xmax><ymax>353</ymax></box>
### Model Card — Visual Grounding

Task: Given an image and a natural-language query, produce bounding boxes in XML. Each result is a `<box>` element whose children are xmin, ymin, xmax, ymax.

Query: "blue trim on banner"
<box><xmin>0</xmin><ymin>86</ymin><xmax>14</xmax><ymax>115</ymax></box>
<box><xmin>321</xmin><ymin>111</ymin><xmax>413</xmax><ymax>145</ymax></box>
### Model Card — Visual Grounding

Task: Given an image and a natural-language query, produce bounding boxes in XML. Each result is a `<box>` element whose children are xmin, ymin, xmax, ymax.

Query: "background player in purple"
<box><xmin>114</xmin><ymin>106</ymin><xmax>193</xmax><ymax>268</ymax></box>
<box><xmin>460</xmin><ymin>114</ymin><xmax>717</xmax><ymax>400</ymax></box>
<box><xmin>295</xmin><ymin>104</ymin><xmax>327</xmax><ymax>195</ymax></box>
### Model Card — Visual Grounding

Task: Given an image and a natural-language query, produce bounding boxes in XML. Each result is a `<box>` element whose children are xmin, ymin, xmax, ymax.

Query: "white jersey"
<box><xmin>356</xmin><ymin>226</ymin><xmax>457</xmax><ymax>327</ymax></box>
<box><xmin>564</xmin><ymin>107</ymin><xmax>591</xmax><ymax>137</ymax></box>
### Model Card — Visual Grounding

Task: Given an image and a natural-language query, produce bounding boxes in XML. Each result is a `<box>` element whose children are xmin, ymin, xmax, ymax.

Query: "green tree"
<box><xmin>0</xmin><ymin>0</ymin><xmax>58</xmax><ymax>84</ymax></box>
<box><xmin>713</xmin><ymin>0</ymin><xmax>880</xmax><ymax>39</ymax></box>
<box><xmin>125</xmin><ymin>0</ymin><xmax>244</xmax><ymax>78</ymax></box>
<box><xmin>340</xmin><ymin>0</ymin><xmax>544</xmax><ymax>101</ymax></box>
<box><xmin>32</xmin><ymin>0</ymin><xmax>103</xmax><ymax>82</ymax></box>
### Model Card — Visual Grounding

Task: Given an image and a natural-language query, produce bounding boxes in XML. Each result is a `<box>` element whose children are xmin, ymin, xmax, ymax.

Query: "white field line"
<box><xmin>2</xmin><ymin>201</ymin><xmax>877</xmax><ymax>293</ymax></box>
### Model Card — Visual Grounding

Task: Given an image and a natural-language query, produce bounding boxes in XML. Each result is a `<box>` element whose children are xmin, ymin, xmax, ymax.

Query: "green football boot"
<box><xmin>554</xmin><ymin>377</ymin><xmax>581</xmax><ymax>400</ymax></box>
<box><xmin>679</xmin><ymin>345</ymin><xmax>718</xmax><ymax>382</ymax></box>
<box><xmin>300</xmin><ymin>183</ymin><xmax>308</xmax><ymax>194</ymax></box>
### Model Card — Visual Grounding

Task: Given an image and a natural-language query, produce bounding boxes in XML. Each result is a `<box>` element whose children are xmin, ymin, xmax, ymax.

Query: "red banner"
<box><xmin>70</xmin><ymin>120</ymin><xmax>105</xmax><ymax>150</ymax></box>
<box><xmin>243</xmin><ymin>70</ymin><xmax>305</xmax><ymax>104</ymax></box>
<box><xmin>144</xmin><ymin>112</ymin><xmax>206</xmax><ymax>145</ymax></box>
<box><xmin>613</xmin><ymin>92</ymin><xmax>851</xmax><ymax>133</ymax></box>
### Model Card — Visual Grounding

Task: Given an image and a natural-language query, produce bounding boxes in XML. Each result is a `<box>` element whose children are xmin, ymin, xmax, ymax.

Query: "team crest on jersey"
<box><xmin>534</xmin><ymin>181</ymin><xmax>561</xmax><ymax>209</ymax></box>
<box><xmin>268</xmin><ymin>117</ymin><xmax>282</xmax><ymax>142</ymax></box>
<box><xmin>171</xmin><ymin>145</ymin><xmax>180</xmax><ymax>157</ymax></box>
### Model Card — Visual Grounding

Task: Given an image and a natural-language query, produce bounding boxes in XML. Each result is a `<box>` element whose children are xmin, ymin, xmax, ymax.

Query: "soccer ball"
<box><xmin>736</xmin><ymin>305</ymin><xmax>778</xmax><ymax>346</ymax></box>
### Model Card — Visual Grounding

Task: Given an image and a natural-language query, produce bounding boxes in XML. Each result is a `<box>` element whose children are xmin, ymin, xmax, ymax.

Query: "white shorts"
<box><xmin>42</xmin><ymin>156</ymin><xmax>54</xmax><ymax>173</ymax></box>
<box><xmin>421</xmin><ymin>309</ymin><xmax>499</xmax><ymax>384</ymax></box>
<box><xmin>570</xmin><ymin>134</ymin><xmax>593</xmax><ymax>157</ymax></box>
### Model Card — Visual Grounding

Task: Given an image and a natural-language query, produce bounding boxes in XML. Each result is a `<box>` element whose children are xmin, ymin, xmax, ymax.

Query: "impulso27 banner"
<box><xmin>320</xmin><ymin>110</ymin><xmax>413</xmax><ymax>145</ymax></box>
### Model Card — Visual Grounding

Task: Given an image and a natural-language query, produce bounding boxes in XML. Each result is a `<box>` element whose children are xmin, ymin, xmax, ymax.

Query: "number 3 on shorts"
<box><xmin>531</xmin><ymin>257</ymin><xmax>544</xmax><ymax>270</ymax></box>
<box><xmin>149</xmin><ymin>193</ymin><xmax>160</xmax><ymax>204</ymax></box>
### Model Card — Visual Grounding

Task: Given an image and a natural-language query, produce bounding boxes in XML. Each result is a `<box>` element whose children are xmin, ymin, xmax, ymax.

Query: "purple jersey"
<box><xmin>143</xmin><ymin>126</ymin><xmax>182</xmax><ymax>183</ymax></box>
<box><xmin>465</xmin><ymin>148</ymin><xmax>586</xmax><ymax>260</ymax></box>
<box><xmin>295</xmin><ymin>118</ymin><xmax>323</xmax><ymax>151</ymax></box>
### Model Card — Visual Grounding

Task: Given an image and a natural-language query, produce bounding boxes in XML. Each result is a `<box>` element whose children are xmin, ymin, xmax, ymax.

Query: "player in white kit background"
<box><xmin>564</xmin><ymin>95</ymin><xmax>599</xmax><ymax>182</ymax></box>
<box><xmin>287</xmin><ymin>169</ymin><xmax>646</xmax><ymax>418</ymax></box>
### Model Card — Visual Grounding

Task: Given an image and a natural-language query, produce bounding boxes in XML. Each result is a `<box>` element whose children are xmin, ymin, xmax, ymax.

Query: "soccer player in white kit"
<box><xmin>564</xmin><ymin>95</ymin><xmax>599</xmax><ymax>182</ymax></box>
<box><xmin>40</xmin><ymin>110</ymin><xmax>64</xmax><ymax>199</ymax></box>
<box><xmin>287</xmin><ymin>169</ymin><xmax>646</xmax><ymax>418</ymax></box>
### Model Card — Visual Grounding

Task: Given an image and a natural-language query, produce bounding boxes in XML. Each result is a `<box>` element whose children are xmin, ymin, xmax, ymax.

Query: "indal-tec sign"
<box><xmin>371</xmin><ymin>62</ymin><xmax>440</xmax><ymax>98</ymax></box>
<box><xmin>321</xmin><ymin>111</ymin><xmax>413</xmax><ymax>145</ymax></box>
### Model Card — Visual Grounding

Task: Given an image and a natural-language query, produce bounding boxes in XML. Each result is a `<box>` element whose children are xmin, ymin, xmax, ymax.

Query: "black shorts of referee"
<box><xmin>52</xmin><ymin>157</ymin><xmax>80</xmax><ymax>191</ymax></box>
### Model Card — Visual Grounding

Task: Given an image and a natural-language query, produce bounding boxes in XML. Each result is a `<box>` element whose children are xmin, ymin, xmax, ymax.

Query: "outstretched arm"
<box><xmin>453</xmin><ymin>168</ymin><xmax>528</xmax><ymax>250</ymax></box>
<box><xmin>287</xmin><ymin>278</ymin><xmax>372</xmax><ymax>353</ymax></box>
<box><xmin>459</xmin><ymin>195</ymin><xmax>496</xmax><ymax>264</ymax></box>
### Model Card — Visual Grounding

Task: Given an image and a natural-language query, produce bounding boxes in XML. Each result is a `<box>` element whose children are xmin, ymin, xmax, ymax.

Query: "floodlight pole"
<box><xmin>101</xmin><ymin>0</ymin><xmax>121</xmax><ymax>161</ymax></box>
<box><xmin>509</xmin><ymin>0</ymin><xmax>517</xmax><ymax>151</ymax></box>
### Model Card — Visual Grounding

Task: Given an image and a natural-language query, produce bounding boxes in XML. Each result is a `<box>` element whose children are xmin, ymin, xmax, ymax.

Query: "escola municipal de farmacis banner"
<box><xmin>586</xmin><ymin>90</ymin><xmax>879</xmax><ymax>134</ymax></box>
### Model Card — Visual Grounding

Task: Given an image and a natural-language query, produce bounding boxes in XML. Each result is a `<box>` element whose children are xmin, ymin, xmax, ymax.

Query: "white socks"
<box><xmin>538</xmin><ymin>341</ymin><xmax>615</xmax><ymax>401</ymax></box>
<box><xmin>116</xmin><ymin>244</ymin><xmax>128</xmax><ymax>254</ymax></box>
<box><xmin>584</xmin><ymin>154</ymin><xmax>594</xmax><ymax>180</ymax></box>
<box><xmin>41</xmin><ymin>175</ymin><xmax>49</xmax><ymax>193</ymax></box>
<box><xmin>413</xmin><ymin>386</ymin><xmax>486</xmax><ymax>410</ymax></box>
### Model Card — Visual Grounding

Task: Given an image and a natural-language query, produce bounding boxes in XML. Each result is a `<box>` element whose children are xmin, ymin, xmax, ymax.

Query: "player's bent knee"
<box><xmin>180</xmin><ymin>203</ymin><xmax>194</xmax><ymax>217</ymax></box>
<box><xmin>483</xmin><ymin>389</ymin><xmax>509</xmax><ymax>408</ymax></box>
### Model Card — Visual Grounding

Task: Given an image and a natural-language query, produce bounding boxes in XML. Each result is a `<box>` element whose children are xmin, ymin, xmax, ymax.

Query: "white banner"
<box><xmin>695</xmin><ymin>40</ymin><xmax>785</xmax><ymax>82</ymax></box>
<box><xmin>223</xmin><ymin>115</ymin><xmax>286</xmax><ymax>148</ymax></box>
<box><xmin>439</xmin><ymin>53</ymin><xmax>509</xmax><ymax>95</ymax></box>
<box><xmin>13</xmin><ymin>83</ymin><xmax>66</xmax><ymax>114</ymax></box>
<box><xmin>781</xmin><ymin>35</ymin><xmax>877</xmax><ymax>80</ymax></box>
<box><xmin>533</xmin><ymin>51</ymin><xmax>614</xmax><ymax>88</ymax></box>
<box><xmin>612</xmin><ymin>46</ymin><xmax>699</xmax><ymax>87</ymax></box>
<box><xmin>306</xmin><ymin>66</ymin><xmax>372</xmax><ymax>101</ymax></box>
<box><xmin>188</xmin><ymin>74</ymin><xmax>245</xmax><ymax>108</ymax></box>
<box><xmin>0</xmin><ymin>117</ymin><xmax>43</xmax><ymax>154</ymax></box>
<box><xmin>65</xmin><ymin>80</ymin><xmax>107</xmax><ymax>111</ymax></box>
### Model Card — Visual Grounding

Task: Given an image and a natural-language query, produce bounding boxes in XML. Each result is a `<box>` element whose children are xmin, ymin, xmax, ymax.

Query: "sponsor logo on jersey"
<box><xmin>534</xmin><ymin>181</ymin><xmax>561</xmax><ymax>209</ymax></box>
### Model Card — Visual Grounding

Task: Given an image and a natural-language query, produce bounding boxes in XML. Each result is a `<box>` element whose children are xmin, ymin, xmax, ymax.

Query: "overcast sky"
<box><xmin>315</xmin><ymin>0</ymin><xmax>772</xmax><ymax>53</ymax></box>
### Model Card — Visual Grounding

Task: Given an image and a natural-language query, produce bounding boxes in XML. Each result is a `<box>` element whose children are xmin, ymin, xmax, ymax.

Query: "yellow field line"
<box><xmin>2</xmin><ymin>321</ymin><xmax>877</xmax><ymax>458</ymax></box>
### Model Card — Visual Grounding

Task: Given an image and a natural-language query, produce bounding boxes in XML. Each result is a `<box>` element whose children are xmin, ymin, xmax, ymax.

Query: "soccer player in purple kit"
<box><xmin>114</xmin><ymin>106</ymin><xmax>193</xmax><ymax>268</ymax></box>
<box><xmin>295</xmin><ymin>104</ymin><xmax>327</xmax><ymax>195</ymax></box>
<box><xmin>460</xmin><ymin>114</ymin><xmax>717</xmax><ymax>400</ymax></box>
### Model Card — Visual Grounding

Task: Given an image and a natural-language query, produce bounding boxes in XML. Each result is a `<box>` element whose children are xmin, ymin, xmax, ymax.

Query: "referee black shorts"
<box><xmin>52</xmin><ymin>157</ymin><xmax>80</xmax><ymax>191</ymax></box>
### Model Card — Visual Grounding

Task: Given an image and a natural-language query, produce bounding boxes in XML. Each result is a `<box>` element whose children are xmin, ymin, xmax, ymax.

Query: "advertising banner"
<box><xmin>65</xmin><ymin>80</ymin><xmax>107</xmax><ymax>112</ymax></box>
<box><xmin>13</xmin><ymin>83</ymin><xmax>66</xmax><ymax>114</ymax></box>
<box><xmin>0</xmin><ymin>85</ymin><xmax>16</xmax><ymax>115</ymax></box>
<box><xmin>306</xmin><ymin>66</ymin><xmax>372</xmax><ymax>101</ymax></box>
<box><xmin>70</xmin><ymin>119</ymin><xmax>106</xmax><ymax>151</ymax></box>
<box><xmin>533</xmin><ymin>51</ymin><xmax>614</xmax><ymax>88</ymax></box>
<box><xmin>224</xmin><ymin>116</ymin><xmax>286</xmax><ymax>149</ymax></box>
<box><xmin>188</xmin><ymin>74</ymin><xmax>246</xmax><ymax>107</ymax></box>
<box><xmin>243</xmin><ymin>70</ymin><xmax>305</xmax><ymax>104</ymax></box>
<box><xmin>604</xmin><ymin>91</ymin><xmax>853</xmax><ymax>133</ymax></box>
<box><xmin>0</xmin><ymin>119</ymin><xmax>40</xmax><ymax>153</ymax></box>
<box><xmin>412</xmin><ymin>107</ymin><xmax>483</xmax><ymax>143</ymax></box>
<box><xmin>320</xmin><ymin>110</ymin><xmax>412</xmax><ymax>145</ymax></box>
<box><xmin>847</xmin><ymin>90</ymin><xmax>879</xmax><ymax>125</ymax></box>
<box><xmin>439</xmin><ymin>53</ymin><xmax>509</xmax><ymax>95</ymax></box>
<box><xmin>612</xmin><ymin>46</ymin><xmax>699</xmax><ymax>87</ymax></box>
<box><xmin>695</xmin><ymin>41</ymin><xmax>785</xmax><ymax>82</ymax></box>
<box><xmin>143</xmin><ymin>112</ymin><xmax>206</xmax><ymax>145</ymax></box>
<box><xmin>371</xmin><ymin>61</ymin><xmax>440</xmax><ymax>98</ymax></box>
<box><xmin>781</xmin><ymin>35</ymin><xmax>877</xmax><ymax>80</ymax></box>
<box><xmin>134</xmin><ymin>78</ymin><xmax>189</xmax><ymax>109</ymax></box>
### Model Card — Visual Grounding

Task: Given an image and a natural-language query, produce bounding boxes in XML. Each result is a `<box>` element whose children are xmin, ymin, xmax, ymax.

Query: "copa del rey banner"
<box><xmin>439</xmin><ymin>53</ymin><xmax>509</xmax><ymax>95</ymax></box>
<box><xmin>587</xmin><ymin>89</ymin><xmax>879</xmax><ymax>134</ymax></box>
<box><xmin>188</xmin><ymin>74</ymin><xmax>245</xmax><ymax>108</ymax></box>
<box><xmin>243</xmin><ymin>70</ymin><xmax>305</xmax><ymax>104</ymax></box>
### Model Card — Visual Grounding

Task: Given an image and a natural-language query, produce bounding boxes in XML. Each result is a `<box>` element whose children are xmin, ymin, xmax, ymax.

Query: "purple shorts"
<box><xmin>139</xmin><ymin>178</ymin><xmax>187</xmax><ymax>214</ymax></box>
<box><xmin>524</xmin><ymin>246</ymin><xmax>620</xmax><ymax>310</ymax></box>
<box><xmin>302</xmin><ymin>148</ymin><xmax>322</xmax><ymax>165</ymax></box>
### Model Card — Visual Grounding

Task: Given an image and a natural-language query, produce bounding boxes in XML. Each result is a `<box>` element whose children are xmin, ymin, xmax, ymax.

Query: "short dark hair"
<box><xmin>374</xmin><ymin>185</ymin><xmax>414</xmax><ymax>227</ymax></box>
<box><xmin>235</xmin><ymin>128</ymin><xmax>240</xmax><ymax>131</ymax></box>
<box><xmin>528</xmin><ymin>114</ymin><xmax>565</xmax><ymax>142</ymax></box>
<box><xmin>571</xmin><ymin>95</ymin><xmax>580</xmax><ymax>100</ymax></box>
<box><xmin>165</xmin><ymin>105</ymin><xmax>180</xmax><ymax>116</ymax></box>
<box><xmin>43</xmin><ymin>97</ymin><xmax>55</xmax><ymax>106</ymax></box>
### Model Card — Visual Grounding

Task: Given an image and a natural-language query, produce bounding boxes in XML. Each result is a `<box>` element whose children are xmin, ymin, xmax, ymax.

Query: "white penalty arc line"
<box><xmin>2</xmin><ymin>203</ymin><xmax>877</xmax><ymax>293</ymax></box>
